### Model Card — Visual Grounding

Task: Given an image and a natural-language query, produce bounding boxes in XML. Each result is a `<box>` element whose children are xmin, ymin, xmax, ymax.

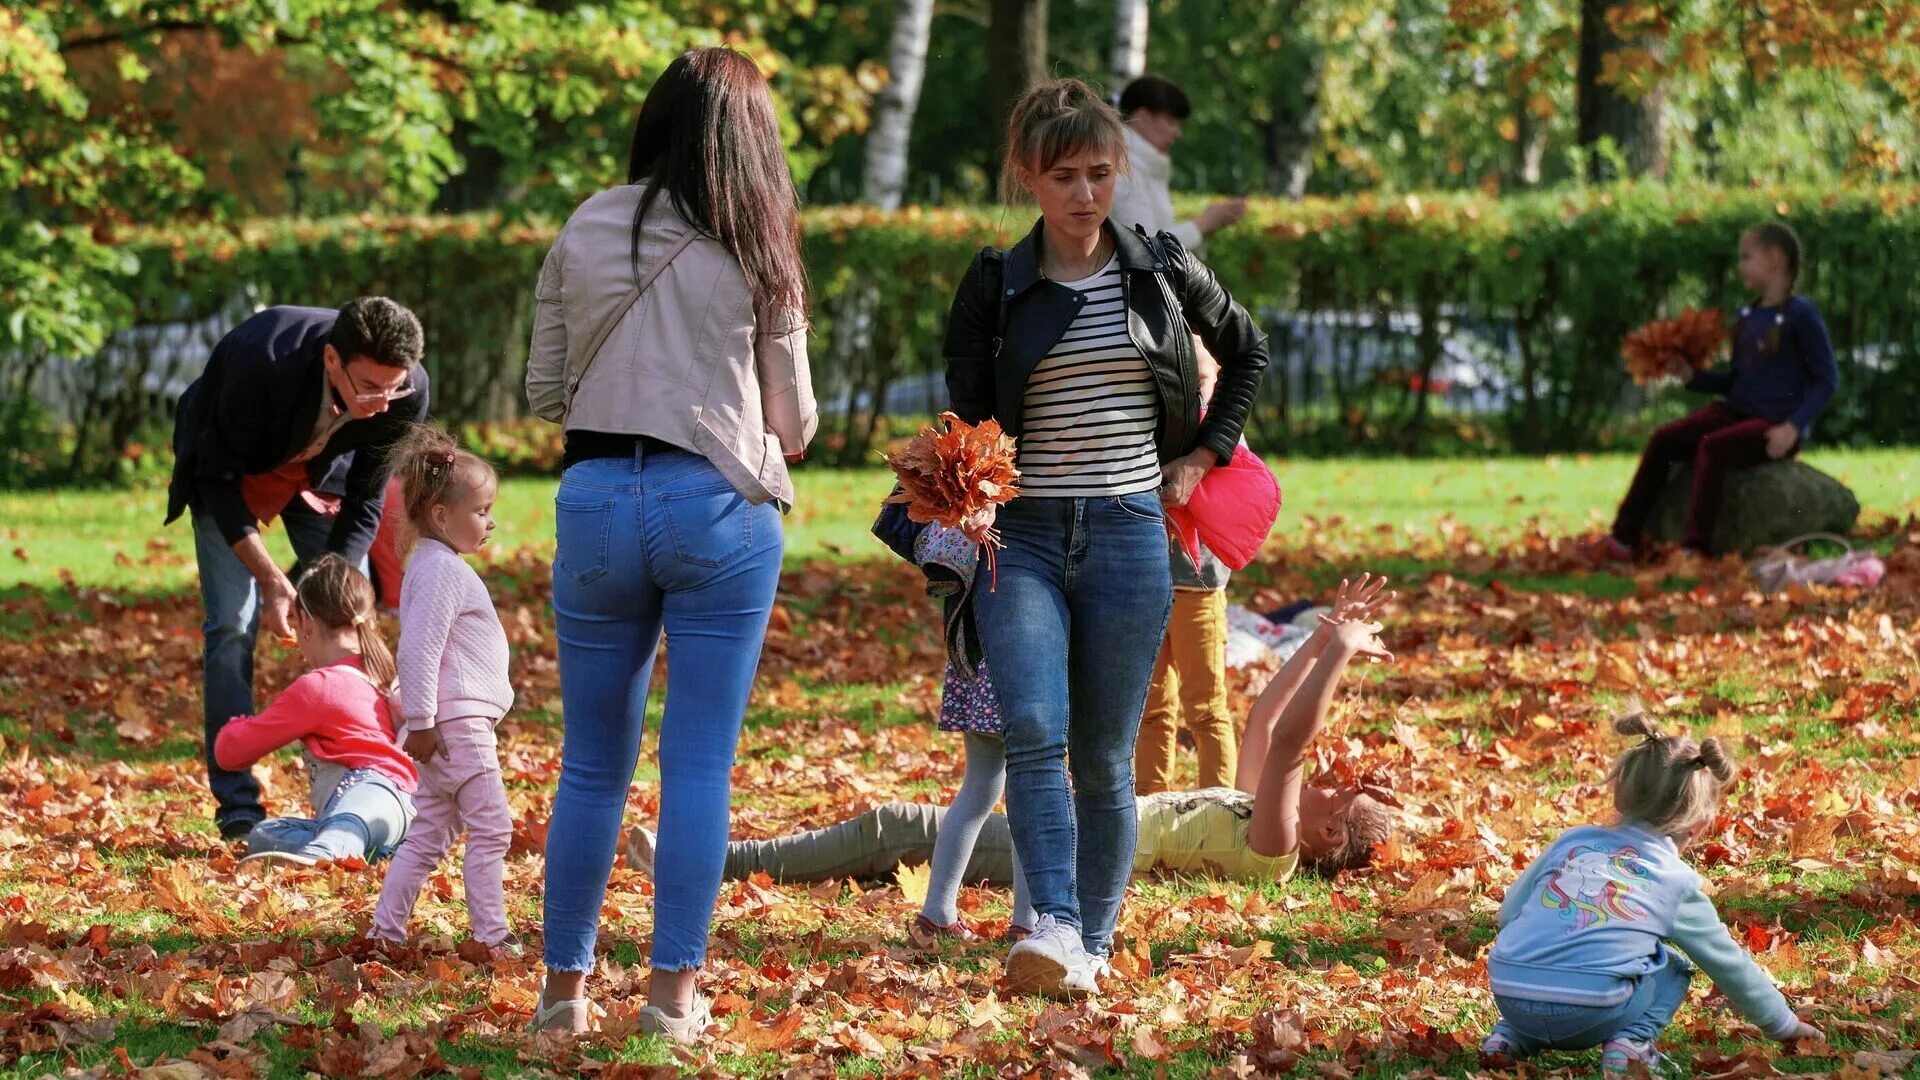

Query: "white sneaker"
<box><xmin>1005</xmin><ymin>914</ymin><xmax>1092</xmax><ymax>998</ymax></box>
<box><xmin>1061</xmin><ymin>952</ymin><xmax>1110</xmax><ymax>996</ymax></box>
<box><xmin>637</xmin><ymin>995</ymin><xmax>713</xmax><ymax>1046</ymax></box>
<box><xmin>239</xmin><ymin>849</ymin><xmax>323</xmax><ymax>870</ymax></box>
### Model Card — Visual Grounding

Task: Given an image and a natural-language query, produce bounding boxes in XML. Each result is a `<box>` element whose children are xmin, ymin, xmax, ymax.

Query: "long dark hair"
<box><xmin>627</xmin><ymin>47</ymin><xmax>808</xmax><ymax>318</ymax></box>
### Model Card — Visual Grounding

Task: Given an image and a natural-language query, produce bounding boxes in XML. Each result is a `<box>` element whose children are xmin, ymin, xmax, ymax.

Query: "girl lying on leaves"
<box><xmin>628</xmin><ymin>575</ymin><xmax>1400</xmax><ymax>946</ymax></box>
<box><xmin>214</xmin><ymin>555</ymin><xmax>418</xmax><ymax>867</ymax></box>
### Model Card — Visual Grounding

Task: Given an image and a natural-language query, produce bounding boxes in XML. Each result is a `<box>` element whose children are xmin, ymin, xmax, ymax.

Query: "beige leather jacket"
<box><xmin>526</xmin><ymin>186</ymin><xmax>817</xmax><ymax>509</ymax></box>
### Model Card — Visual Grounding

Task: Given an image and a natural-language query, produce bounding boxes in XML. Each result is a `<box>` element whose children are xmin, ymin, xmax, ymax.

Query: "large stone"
<box><xmin>1646</xmin><ymin>459</ymin><xmax>1860</xmax><ymax>554</ymax></box>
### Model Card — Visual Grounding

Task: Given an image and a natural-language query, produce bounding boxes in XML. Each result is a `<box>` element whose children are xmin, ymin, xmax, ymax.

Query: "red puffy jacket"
<box><xmin>1166</xmin><ymin>441</ymin><xmax>1280</xmax><ymax>571</ymax></box>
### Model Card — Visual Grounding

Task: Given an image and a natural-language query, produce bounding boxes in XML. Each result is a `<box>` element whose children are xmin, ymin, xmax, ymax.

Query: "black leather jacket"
<box><xmin>942</xmin><ymin>217</ymin><xmax>1268</xmax><ymax>466</ymax></box>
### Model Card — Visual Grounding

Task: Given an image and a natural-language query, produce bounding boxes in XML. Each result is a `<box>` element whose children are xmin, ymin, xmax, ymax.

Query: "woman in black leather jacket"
<box><xmin>941</xmin><ymin>77</ymin><xmax>1268</xmax><ymax>998</ymax></box>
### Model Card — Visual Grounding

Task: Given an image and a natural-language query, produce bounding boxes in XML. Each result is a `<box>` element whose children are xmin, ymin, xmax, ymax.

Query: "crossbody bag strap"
<box><xmin>562</xmin><ymin>227</ymin><xmax>700</xmax><ymax>425</ymax></box>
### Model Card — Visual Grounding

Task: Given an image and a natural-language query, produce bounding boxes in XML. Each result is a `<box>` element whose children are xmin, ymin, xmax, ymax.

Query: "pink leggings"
<box><xmin>371</xmin><ymin>716</ymin><xmax>513</xmax><ymax>946</ymax></box>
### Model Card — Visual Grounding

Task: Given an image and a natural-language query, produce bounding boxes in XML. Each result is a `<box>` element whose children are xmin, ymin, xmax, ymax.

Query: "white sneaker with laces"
<box><xmin>1005</xmin><ymin>914</ymin><xmax>1092</xmax><ymax>998</ymax></box>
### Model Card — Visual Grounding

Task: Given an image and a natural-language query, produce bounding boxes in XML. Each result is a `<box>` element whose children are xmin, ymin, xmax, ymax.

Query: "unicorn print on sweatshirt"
<box><xmin>1541</xmin><ymin>843</ymin><xmax>1652</xmax><ymax>933</ymax></box>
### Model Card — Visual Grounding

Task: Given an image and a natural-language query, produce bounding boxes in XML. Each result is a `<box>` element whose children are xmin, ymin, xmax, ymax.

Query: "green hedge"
<box><xmin>11</xmin><ymin>184</ymin><xmax>1920</xmax><ymax>482</ymax></box>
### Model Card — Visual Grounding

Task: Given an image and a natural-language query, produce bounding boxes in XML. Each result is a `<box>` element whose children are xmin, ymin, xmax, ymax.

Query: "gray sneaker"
<box><xmin>638</xmin><ymin>996</ymin><xmax>712</xmax><ymax>1046</ymax></box>
<box><xmin>1005</xmin><ymin>914</ymin><xmax>1092</xmax><ymax>998</ymax></box>
<box><xmin>1602</xmin><ymin>1037</ymin><xmax>1664</xmax><ymax>1075</ymax></box>
<box><xmin>625</xmin><ymin>826</ymin><xmax>657</xmax><ymax>878</ymax></box>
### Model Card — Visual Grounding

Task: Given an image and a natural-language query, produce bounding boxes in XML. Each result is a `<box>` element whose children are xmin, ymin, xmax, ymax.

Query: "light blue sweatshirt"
<box><xmin>1487</xmin><ymin>820</ymin><xmax>1799</xmax><ymax>1038</ymax></box>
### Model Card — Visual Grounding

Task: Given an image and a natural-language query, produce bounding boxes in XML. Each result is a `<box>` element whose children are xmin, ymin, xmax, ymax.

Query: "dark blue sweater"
<box><xmin>1686</xmin><ymin>295</ymin><xmax>1837</xmax><ymax>436</ymax></box>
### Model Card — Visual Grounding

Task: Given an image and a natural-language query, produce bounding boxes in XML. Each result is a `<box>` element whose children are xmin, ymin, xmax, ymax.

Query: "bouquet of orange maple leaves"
<box><xmin>1621</xmin><ymin>308</ymin><xmax>1726</xmax><ymax>385</ymax></box>
<box><xmin>885</xmin><ymin>412</ymin><xmax>1020</xmax><ymax>579</ymax></box>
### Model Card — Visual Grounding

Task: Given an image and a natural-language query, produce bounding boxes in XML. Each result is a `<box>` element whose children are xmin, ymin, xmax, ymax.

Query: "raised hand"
<box><xmin>1327</xmin><ymin>574</ymin><xmax>1395</xmax><ymax>626</ymax></box>
<box><xmin>1328</xmin><ymin>618</ymin><xmax>1394</xmax><ymax>663</ymax></box>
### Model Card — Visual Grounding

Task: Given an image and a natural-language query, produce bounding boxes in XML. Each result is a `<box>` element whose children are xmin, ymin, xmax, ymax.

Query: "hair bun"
<box><xmin>1613</xmin><ymin>710</ymin><xmax>1659</xmax><ymax>740</ymax></box>
<box><xmin>1696</xmin><ymin>738</ymin><xmax>1734</xmax><ymax>782</ymax></box>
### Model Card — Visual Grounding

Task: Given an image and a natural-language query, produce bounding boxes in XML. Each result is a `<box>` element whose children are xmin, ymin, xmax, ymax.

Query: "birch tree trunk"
<box><xmin>861</xmin><ymin>0</ymin><xmax>937</xmax><ymax>210</ymax></box>
<box><xmin>1110</xmin><ymin>0</ymin><xmax>1148</xmax><ymax>89</ymax></box>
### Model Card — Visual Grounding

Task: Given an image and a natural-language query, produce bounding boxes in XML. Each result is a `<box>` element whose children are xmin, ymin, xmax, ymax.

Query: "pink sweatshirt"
<box><xmin>213</xmin><ymin>656</ymin><xmax>418</xmax><ymax>792</ymax></box>
<box><xmin>396</xmin><ymin>538</ymin><xmax>514</xmax><ymax>731</ymax></box>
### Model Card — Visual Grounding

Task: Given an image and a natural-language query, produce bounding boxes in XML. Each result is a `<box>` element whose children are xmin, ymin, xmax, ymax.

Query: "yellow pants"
<box><xmin>1135</xmin><ymin>589</ymin><xmax>1234</xmax><ymax>793</ymax></box>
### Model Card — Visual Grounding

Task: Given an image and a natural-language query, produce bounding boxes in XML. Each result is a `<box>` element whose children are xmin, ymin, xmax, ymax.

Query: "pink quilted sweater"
<box><xmin>396</xmin><ymin>539</ymin><xmax>514</xmax><ymax>730</ymax></box>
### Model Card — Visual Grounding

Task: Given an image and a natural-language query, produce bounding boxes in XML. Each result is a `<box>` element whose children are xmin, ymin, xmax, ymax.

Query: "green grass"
<box><xmin>4</xmin><ymin>449</ymin><xmax>1915</xmax><ymax>594</ymax></box>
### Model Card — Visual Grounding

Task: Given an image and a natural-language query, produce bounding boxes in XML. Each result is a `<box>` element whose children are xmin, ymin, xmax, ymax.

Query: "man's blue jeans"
<box><xmin>970</xmin><ymin>492</ymin><xmax>1172</xmax><ymax>956</ymax></box>
<box><xmin>541</xmin><ymin>448</ymin><xmax>783</xmax><ymax>974</ymax></box>
<box><xmin>193</xmin><ymin>502</ymin><xmax>338</xmax><ymax>834</ymax></box>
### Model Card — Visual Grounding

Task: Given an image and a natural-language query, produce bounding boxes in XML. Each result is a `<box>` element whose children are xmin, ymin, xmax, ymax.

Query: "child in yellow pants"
<box><xmin>1136</xmin><ymin>538</ymin><xmax>1233</xmax><ymax>792</ymax></box>
<box><xmin>1137</xmin><ymin>344</ymin><xmax>1235</xmax><ymax>793</ymax></box>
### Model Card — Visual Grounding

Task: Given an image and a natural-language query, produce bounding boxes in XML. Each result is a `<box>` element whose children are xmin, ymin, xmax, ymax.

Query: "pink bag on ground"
<box><xmin>1165</xmin><ymin>441</ymin><xmax>1281</xmax><ymax>571</ymax></box>
<box><xmin>1750</xmin><ymin>532</ymin><xmax>1884</xmax><ymax>593</ymax></box>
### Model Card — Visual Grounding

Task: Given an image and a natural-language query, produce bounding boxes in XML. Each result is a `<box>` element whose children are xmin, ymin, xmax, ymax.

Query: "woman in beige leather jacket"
<box><xmin>527</xmin><ymin>46</ymin><xmax>816</xmax><ymax>1044</ymax></box>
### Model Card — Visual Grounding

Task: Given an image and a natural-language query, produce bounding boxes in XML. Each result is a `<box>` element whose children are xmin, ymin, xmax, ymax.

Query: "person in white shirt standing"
<box><xmin>1110</xmin><ymin>75</ymin><xmax>1246</xmax><ymax>254</ymax></box>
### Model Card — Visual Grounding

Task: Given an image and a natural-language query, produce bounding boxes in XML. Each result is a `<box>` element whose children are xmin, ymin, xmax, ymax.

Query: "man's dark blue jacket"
<box><xmin>165</xmin><ymin>306</ymin><xmax>429</xmax><ymax>561</ymax></box>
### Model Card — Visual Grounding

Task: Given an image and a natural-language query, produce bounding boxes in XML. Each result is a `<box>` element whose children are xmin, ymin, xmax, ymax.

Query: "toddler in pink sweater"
<box><xmin>370</xmin><ymin>426</ymin><xmax>518</xmax><ymax>956</ymax></box>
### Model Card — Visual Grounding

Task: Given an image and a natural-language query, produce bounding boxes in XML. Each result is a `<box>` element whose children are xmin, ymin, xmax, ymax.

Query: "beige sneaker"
<box><xmin>637</xmin><ymin>996</ymin><xmax>712</xmax><ymax>1046</ymax></box>
<box><xmin>530</xmin><ymin>984</ymin><xmax>591</xmax><ymax>1034</ymax></box>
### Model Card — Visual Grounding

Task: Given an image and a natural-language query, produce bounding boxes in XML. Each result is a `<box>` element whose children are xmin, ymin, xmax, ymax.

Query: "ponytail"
<box><xmin>385</xmin><ymin>423</ymin><xmax>497</xmax><ymax>554</ymax></box>
<box><xmin>356</xmin><ymin>620</ymin><xmax>397</xmax><ymax>691</ymax></box>
<box><xmin>1608</xmin><ymin>708</ymin><xmax>1734</xmax><ymax>839</ymax></box>
<box><xmin>295</xmin><ymin>554</ymin><xmax>396</xmax><ymax>690</ymax></box>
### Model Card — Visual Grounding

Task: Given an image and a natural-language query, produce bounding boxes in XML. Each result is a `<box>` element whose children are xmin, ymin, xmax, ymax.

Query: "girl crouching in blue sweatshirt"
<box><xmin>1483</xmin><ymin>712</ymin><xmax>1823</xmax><ymax>1073</ymax></box>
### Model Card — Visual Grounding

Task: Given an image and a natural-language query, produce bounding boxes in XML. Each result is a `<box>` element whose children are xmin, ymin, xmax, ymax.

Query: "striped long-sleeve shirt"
<box><xmin>1016</xmin><ymin>256</ymin><xmax>1162</xmax><ymax>497</ymax></box>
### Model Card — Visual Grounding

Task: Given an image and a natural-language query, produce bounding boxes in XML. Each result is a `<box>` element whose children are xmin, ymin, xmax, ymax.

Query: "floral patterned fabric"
<box><xmin>913</xmin><ymin>524</ymin><xmax>1002</xmax><ymax>734</ymax></box>
<box><xmin>938</xmin><ymin>656</ymin><xmax>1002</xmax><ymax>735</ymax></box>
<box><xmin>913</xmin><ymin>522</ymin><xmax>981</xmax><ymax>587</ymax></box>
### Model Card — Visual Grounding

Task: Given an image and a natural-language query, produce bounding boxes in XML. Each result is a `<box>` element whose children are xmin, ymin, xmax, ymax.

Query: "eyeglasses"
<box><xmin>344</xmin><ymin>367</ymin><xmax>416</xmax><ymax>405</ymax></box>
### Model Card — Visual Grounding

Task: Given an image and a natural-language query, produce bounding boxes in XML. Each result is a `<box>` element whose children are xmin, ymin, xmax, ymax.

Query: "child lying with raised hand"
<box><xmin>1483</xmin><ymin>712</ymin><xmax>1823</xmax><ymax>1073</ymax></box>
<box><xmin>629</xmin><ymin>574</ymin><xmax>1402</xmax><ymax>994</ymax></box>
<box><xmin>215</xmin><ymin>555</ymin><xmax>417</xmax><ymax>867</ymax></box>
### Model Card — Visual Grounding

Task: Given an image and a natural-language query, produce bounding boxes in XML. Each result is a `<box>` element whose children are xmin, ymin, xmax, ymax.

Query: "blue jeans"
<box><xmin>193</xmin><ymin>502</ymin><xmax>339</xmax><ymax>832</ymax></box>
<box><xmin>542</xmin><ymin>448</ymin><xmax>783</xmax><ymax>974</ymax></box>
<box><xmin>247</xmin><ymin>767</ymin><xmax>414</xmax><ymax>861</ymax></box>
<box><xmin>1493</xmin><ymin>947</ymin><xmax>1694</xmax><ymax>1053</ymax></box>
<box><xmin>971</xmin><ymin>492</ymin><xmax>1172</xmax><ymax>955</ymax></box>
